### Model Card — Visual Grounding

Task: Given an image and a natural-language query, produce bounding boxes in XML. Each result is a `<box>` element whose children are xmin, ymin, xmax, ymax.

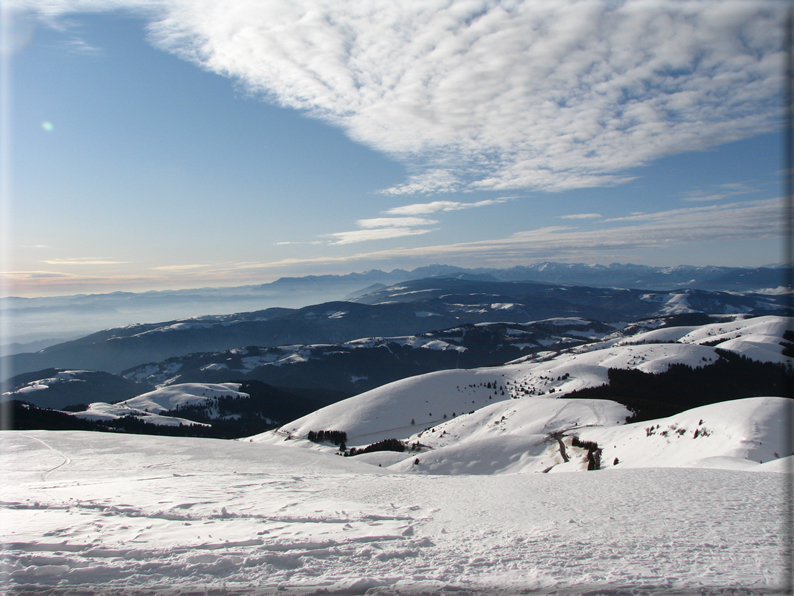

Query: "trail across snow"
<box><xmin>1</xmin><ymin>430</ymin><xmax>789</xmax><ymax>594</ymax></box>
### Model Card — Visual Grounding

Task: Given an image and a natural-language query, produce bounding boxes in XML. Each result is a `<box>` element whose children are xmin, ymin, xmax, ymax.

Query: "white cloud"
<box><xmin>42</xmin><ymin>258</ymin><xmax>128</xmax><ymax>265</ymax></box>
<box><xmin>152</xmin><ymin>263</ymin><xmax>208</xmax><ymax>271</ymax></box>
<box><xmin>65</xmin><ymin>36</ymin><xmax>102</xmax><ymax>55</ymax></box>
<box><xmin>385</xmin><ymin>198</ymin><xmax>511</xmax><ymax>216</ymax></box>
<box><xmin>21</xmin><ymin>1</ymin><xmax>783</xmax><ymax>194</ymax></box>
<box><xmin>681</xmin><ymin>182</ymin><xmax>755</xmax><ymax>202</ymax></box>
<box><xmin>234</xmin><ymin>198</ymin><xmax>782</xmax><ymax>268</ymax></box>
<box><xmin>560</xmin><ymin>213</ymin><xmax>602</xmax><ymax>220</ymax></box>
<box><xmin>602</xmin><ymin>200</ymin><xmax>772</xmax><ymax>224</ymax></box>
<box><xmin>325</xmin><ymin>227</ymin><xmax>434</xmax><ymax>246</ymax></box>
<box><xmin>324</xmin><ymin>215</ymin><xmax>438</xmax><ymax>245</ymax></box>
<box><xmin>356</xmin><ymin>217</ymin><xmax>438</xmax><ymax>228</ymax></box>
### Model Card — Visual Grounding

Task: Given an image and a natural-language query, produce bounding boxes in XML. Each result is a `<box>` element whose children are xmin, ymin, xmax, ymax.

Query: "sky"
<box><xmin>1</xmin><ymin>0</ymin><xmax>788</xmax><ymax>297</ymax></box>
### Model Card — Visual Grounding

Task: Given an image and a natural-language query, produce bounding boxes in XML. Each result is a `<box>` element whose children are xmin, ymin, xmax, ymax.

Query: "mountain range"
<box><xmin>4</xmin><ymin>262</ymin><xmax>788</xmax><ymax>351</ymax></box>
<box><xmin>6</xmin><ymin>277</ymin><xmax>786</xmax><ymax>378</ymax></box>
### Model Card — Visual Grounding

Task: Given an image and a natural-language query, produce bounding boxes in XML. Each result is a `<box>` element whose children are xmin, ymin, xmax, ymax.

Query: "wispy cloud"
<box><xmin>385</xmin><ymin>198</ymin><xmax>512</xmax><ymax>216</ymax></box>
<box><xmin>226</xmin><ymin>199</ymin><xmax>782</xmax><ymax>270</ymax></box>
<box><xmin>602</xmin><ymin>200</ymin><xmax>769</xmax><ymax>224</ymax></box>
<box><xmin>64</xmin><ymin>36</ymin><xmax>102</xmax><ymax>55</ymax></box>
<box><xmin>681</xmin><ymin>182</ymin><xmax>756</xmax><ymax>203</ymax></box>
<box><xmin>325</xmin><ymin>215</ymin><xmax>438</xmax><ymax>245</ymax></box>
<box><xmin>356</xmin><ymin>217</ymin><xmax>438</xmax><ymax>229</ymax></box>
<box><xmin>152</xmin><ymin>263</ymin><xmax>209</xmax><ymax>271</ymax></box>
<box><xmin>325</xmin><ymin>227</ymin><xmax>434</xmax><ymax>246</ymax></box>
<box><xmin>42</xmin><ymin>258</ymin><xmax>128</xmax><ymax>265</ymax></box>
<box><xmin>560</xmin><ymin>213</ymin><xmax>602</xmax><ymax>220</ymax></box>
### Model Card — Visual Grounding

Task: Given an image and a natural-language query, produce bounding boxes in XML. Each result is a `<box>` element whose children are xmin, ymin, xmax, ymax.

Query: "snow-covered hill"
<box><xmin>9</xmin><ymin>278</ymin><xmax>787</xmax><ymax>378</ymax></box>
<box><xmin>594</xmin><ymin>314</ymin><xmax>792</xmax><ymax>365</ymax></box>
<box><xmin>384</xmin><ymin>396</ymin><xmax>789</xmax><ymax>475</ymax></box>
<box><xmin>0</xmin><ymin>369</ymin><xmax>152</xmax><ymax>410</ymax></box>
<box><xmin>264</xmin><ymin>316</ymin><xmax>790</xmax><ymax>445</ymax></box>
<box><xmin>73</xmin><ymin>383</ymin><xmax>248</xmax><ymax>426</ymax></box>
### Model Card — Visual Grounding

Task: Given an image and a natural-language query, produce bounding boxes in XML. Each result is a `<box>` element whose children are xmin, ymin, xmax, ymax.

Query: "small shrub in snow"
<box><xmin>570</xmin><ymin>436</ymin><xmax>602</xmax><ymax>470</ymax></box>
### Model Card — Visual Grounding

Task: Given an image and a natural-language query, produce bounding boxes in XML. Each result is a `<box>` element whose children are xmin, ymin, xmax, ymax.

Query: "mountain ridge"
<box><xmin>4</xmin><ymin>262</ymin><xmax>788</xmax><ymax>349</ymax></box>
<box><xmin>5</xmin><ymin>278</ymin><xmax>786</xmax><ymax>377</ymax></box>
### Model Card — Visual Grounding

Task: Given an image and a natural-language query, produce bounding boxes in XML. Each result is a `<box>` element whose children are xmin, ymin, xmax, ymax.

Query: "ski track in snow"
<box><xmin>19</xmin><ymin>434</ymin><xmax>73</xmax><ymax>482</ymax></box>
<box><xmin>0</xmin><ymin>431</ymin><xmax>789</xmax><ymax>595</ymax></box>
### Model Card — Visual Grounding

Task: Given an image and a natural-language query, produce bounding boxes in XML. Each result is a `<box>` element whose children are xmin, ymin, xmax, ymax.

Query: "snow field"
<box><xmin>0</xmin><ymin>431</ymin><xmax>788</xmax><ymax>594</ymax></box>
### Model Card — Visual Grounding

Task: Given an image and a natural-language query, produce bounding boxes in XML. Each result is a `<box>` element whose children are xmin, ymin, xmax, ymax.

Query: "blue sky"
<box><xmin>3</xmin><ymin>1</ymin><xmax>786</xmax><ymax>297</ymax></box>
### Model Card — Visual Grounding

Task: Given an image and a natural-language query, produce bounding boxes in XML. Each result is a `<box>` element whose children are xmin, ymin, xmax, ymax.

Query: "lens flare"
<box><xmin>41</xmin><ymin>121</ymin><xmax>53</xmax><ymax>132</ymax></box>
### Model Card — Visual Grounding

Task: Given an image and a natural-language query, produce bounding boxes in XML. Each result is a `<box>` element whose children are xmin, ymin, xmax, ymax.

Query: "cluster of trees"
<box><xmin>563</xmin><ymin>350</ymin><xmax>792</xmax><ymax>422</ymax></box>
<box><xmin>345</xmin><ymin>438</ymin><xmax>422</xmax><ymax>457</ymax></box>
<box><xmin>781</xmin><ymin>330</ymin><xmax>794</xmax><ymax>358</ymax></box>
<box><xmin>307</xmin><ymin>430</ymin><xmax>347</xmax><ymax>445</ymax></box>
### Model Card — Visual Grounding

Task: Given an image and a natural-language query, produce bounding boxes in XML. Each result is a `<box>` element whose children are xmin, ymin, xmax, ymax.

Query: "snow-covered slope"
<box><xmin>601</xmin><ymin>315</ymin><xmax>791</xmax><ymax>365</ymax></box>
<box><xmin>121</xmin><ymin>383</ymin><xmax>247</xmax><ymax>413</ymax></box>
<box><xmin>75</xmin><ymin>402</ymin><xmax>209</xmax><ymax>427</ymax></box>
<box><xmin>386</xmin><ymin>396</ymin><xmax>790</xmax><ymax>475</ymax></box>
<box><xmin>253</xmin><ymin>316</ymin><xmax>791</xmax><ymax>477</ymax></box>
<box><xmin>73</xmin><ymin>383</ymin><xmax>247</xmax><ymax>426</ymax></box>
<box><xmin>268</xmin><ymin>368</ymin><xmax>515</xmax><ymax>445</ymax></box>
<box><xmin>265</xmin><ymin>316</ymin><xmax>790</xmax><ymax>446</ymax></box>
<box><xmin>1</xmin><ymin>430</ymin><xmax>788</xmax><ymax>593</ymax></box>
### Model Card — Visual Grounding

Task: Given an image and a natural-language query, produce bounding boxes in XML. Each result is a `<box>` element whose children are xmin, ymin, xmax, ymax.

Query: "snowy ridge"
<box><xmin>121</xmin><ymin>383</ymin><xmax>247</xmax><ymax>413</ymax></box>
<box><xmin>266</xmin><ymin>368</ymin><xmax>513</xmax><ymax>446</ymax></box>
<box><xmin>256</xmin><ymin>316</ymin><xmax>792</xmax><ymax>475</ymax></box>
<box><xmin>386</xmin><ymin>396</ymin><xmax>789</xmax><ymax>475</ymax></box>
<box><xmin>73</xmin><ymin>383</ymin><xmax>247</xmax><ymax>426</ymax></box>
<box><xmin>122</xmin><ymin>317</ymin><xmax>616</xmax><ymax>388</ymax></box>
<box><xmin>75</xmin><ymin>402</ymin><xmax>210</xmax><ymax>427</ymax></box>
<box><xmin>3</xmin><ymin>370</ymin><xmax>90</xmax><ymax>397</ymax></box>
<box><xmin>268</xmin><ymin>316</ymin><xmax>790</xmax><ymax>446</ymax></box>
<box><xmin>532</xmin><ymin>314</ymin><xmax>790</xmax><ymax>365</ymax></box>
